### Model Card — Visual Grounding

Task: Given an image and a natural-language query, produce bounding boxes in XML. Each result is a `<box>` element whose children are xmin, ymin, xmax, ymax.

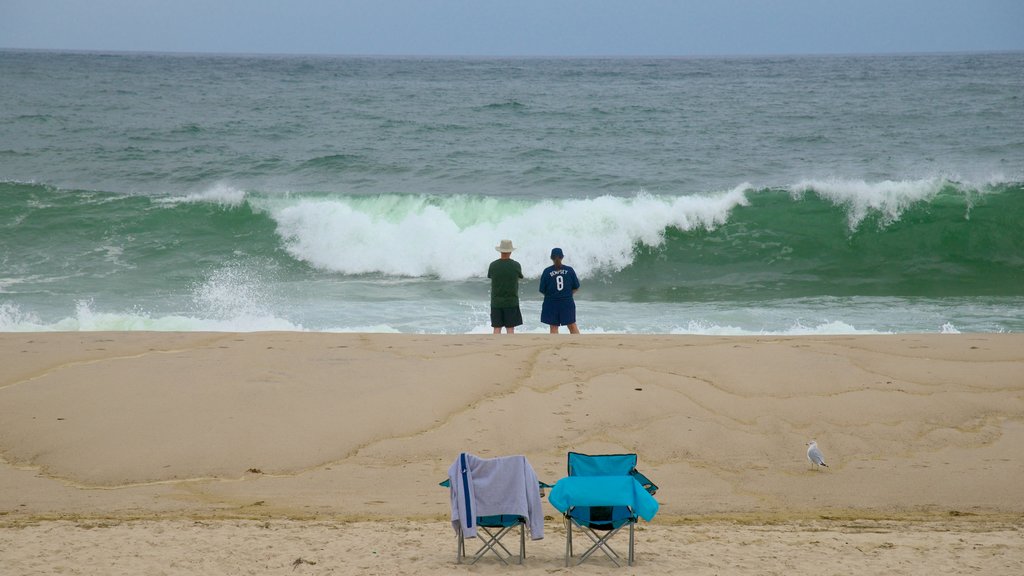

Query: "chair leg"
<box><xmin>565</xmin><ymin>515</ymin><xmax>573</xmax><ymax>567</ymax></box>
<box><xmin>457</xmin><ymin>525</ymin><xmax>465</xmax><ymax>564</ymax></box>
<box><xmin>628</xmin><ymin>520</ymin><xmax>634</xmax><ymax>566</ymax></box>
<box><xmin>519</xmin><ymin>520</ymin><xmax>526</xmax><ymax>564</ymax></box>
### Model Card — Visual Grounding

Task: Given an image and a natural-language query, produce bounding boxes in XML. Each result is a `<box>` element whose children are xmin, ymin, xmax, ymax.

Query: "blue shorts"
<box><xmin>541</xmin><ymin>299</ymin><xmax>576</xmax><ymax>326</ymax></box>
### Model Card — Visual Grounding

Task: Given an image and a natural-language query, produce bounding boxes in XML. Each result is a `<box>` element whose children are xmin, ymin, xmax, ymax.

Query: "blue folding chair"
<box><xmin>552</xmin><ymin>452</ymin><xmax>659</xmax><ymax>567</ymax></box>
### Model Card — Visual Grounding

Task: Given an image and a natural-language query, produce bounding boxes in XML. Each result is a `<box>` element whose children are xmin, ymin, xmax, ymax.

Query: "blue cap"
<box><xmin>550</xmin><ymin>247</ymin><xmax>564</xmax><ymax>258</ymax></box>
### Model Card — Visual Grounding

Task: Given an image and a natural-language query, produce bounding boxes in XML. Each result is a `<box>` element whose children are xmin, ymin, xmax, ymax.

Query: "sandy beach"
<box><xmin>1</xmin><ymin>332</ymin><xmax>1022</xmax><ymax>574</ymax></box>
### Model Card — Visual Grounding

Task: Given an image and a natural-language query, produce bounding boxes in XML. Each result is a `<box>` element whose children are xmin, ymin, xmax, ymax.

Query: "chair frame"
<box><xmin>456</xmin><ymin>515</ymin><xmax>526</xmax><ymax>565</ymax></box>
<box><xmin>565</xmin><ymin>508</ymin><xmax>635</xmax><ymax>566</ymax></box>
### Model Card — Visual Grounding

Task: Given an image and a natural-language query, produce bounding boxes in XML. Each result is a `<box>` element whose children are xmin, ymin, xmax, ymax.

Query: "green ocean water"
<box><xmin>1</xmin><ymin>51</ymin><xmax>1022</xmax><ymax>333</ymax></box>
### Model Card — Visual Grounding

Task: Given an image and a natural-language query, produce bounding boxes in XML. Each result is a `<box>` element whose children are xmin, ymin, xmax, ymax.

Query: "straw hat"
<box><xmin>495</xmin><ymin>239</ymin><xmax>516</xmax><ymax>253</ymax></box>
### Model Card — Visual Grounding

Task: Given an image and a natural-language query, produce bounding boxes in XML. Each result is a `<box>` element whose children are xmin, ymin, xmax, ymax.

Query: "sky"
<box><xmin>2</xmin><ymin>0</ymin><xmax>1023</xmax><ymax>57</ymax></box>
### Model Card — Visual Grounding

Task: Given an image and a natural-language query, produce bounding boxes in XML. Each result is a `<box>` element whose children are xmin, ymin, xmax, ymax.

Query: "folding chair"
<box><xmin>551</xmin><ymin>452</ymin><xmax>659</xmax><ymax>567</ymax></box>
<box><xmin>444</xmin><ymin>453</ymin><xmax>548</xmax><ymax>565</ymax></box>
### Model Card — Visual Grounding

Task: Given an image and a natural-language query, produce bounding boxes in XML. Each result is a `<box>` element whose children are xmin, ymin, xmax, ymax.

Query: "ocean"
<box><xmin>1</xmin><ymin>50</ymin><xmax>1022</xmax><ymax>334</ymax></box>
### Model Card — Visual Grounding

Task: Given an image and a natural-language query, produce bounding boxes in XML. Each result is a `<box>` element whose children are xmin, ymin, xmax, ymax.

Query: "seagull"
<box><xmin>807</xmin><ymin>440</ymin><xmax>828</xmax><ymax>470</ymax></box>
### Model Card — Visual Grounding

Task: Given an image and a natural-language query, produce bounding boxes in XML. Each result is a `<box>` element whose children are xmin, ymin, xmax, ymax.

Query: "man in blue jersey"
<box><xmin>539</xmin><ymin>247</ymin><xmax>580</xmax><ymax>334</ymax></box>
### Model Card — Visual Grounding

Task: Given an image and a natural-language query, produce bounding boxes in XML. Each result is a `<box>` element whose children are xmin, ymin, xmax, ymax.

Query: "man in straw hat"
<box><xmin>488</xmin><ymin>239</ymin><xmax>524</xmax><ymax>334</ymax></box>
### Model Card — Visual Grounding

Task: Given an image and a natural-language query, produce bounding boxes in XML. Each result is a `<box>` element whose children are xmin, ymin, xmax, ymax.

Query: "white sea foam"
<box><xmin>0</xmin><ymin>300</ymin><xmax>303</xmax><ymax>332</ymax></box>
<box><xmin>323</xmin><ymin>324</ymin><xmax>403</xmax><ymax>334</ymax></box>
<box><xmin>940</xmin><ymin>322</ymin><xmax>962</xmax><ymax>334</ymax></box>
<box><xmin>0</xmin><ymin>297</ymin><xmax>1013</xmax><ymax>335</ymax></box>
<box><xmin>790</xmin><ymin>177</ymin><xmax>946</xmax><ymax>230</ymax></box>
<box><xmin>191</xmin><ymin>265</ymin><xmax>273</xmax><ymax>321</ymax></box>
<box><xmin>0</xmin><ymin>302</ymin><xmax>43</xmax><ymax>329</ymax></box>
<box><xmin>666</xmin><ymin>319</ymin><xmax>889</xmax><ymax>337</ymax></box>
<box><xmin>158</xmin><ymin>183</ymin><xmax>248</xmax><ymax>207</ymax></box>
<box><xmin>268</xmin><ymin>186</ymin><xmax>751</xmax><ymax>281</ymax></box>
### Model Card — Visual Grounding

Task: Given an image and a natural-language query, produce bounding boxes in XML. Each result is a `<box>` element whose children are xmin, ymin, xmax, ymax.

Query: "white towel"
<box><xmin>448</xmin><ymin>453</ymin><xmax>544</xmax><ymax>540</ymax></box>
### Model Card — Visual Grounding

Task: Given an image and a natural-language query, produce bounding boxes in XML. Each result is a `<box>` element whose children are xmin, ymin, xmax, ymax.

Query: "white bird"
<box><xmin>806</xmin><ymin>440</ymin><xmax>828</xmax><ymax>470</ymax></box>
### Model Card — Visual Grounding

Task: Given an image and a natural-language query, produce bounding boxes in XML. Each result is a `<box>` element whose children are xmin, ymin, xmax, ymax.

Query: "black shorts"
<box><xmin>491</xmin><ymin>306</ymin><xmax>523</xmax><ymax>328</ymax></box>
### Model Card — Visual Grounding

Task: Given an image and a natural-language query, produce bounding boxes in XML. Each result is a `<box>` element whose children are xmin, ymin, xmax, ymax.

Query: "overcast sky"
<box><xmin>2</xmin><ymin>0</ymin><xmax>1023</xmax><ymax>57</ymax></box>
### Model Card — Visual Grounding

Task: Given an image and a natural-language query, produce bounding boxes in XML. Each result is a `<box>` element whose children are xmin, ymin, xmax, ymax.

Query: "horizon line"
<box><xmin>3</xmin><ymin>46</ymin><xmax>1023</xmax><ymax>60</ymax></box>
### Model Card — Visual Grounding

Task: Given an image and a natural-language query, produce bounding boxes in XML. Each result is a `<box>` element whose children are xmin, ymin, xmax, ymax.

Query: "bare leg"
<box><xmin>549</xmin><ymin>324</ymin><xmax>559</xmax><ymax>334</ymax></box>
<box><xmin>492</xmin><ymin>327</ymin><xmax>502</xmax><ymax>335</ymax></box>
<box><xmin>506</xmin><ymin>326</ymin><xmax>515</xmax><ymax>334</ymax></box>
<box><xmin>567</xmin><ymin>323</ymin><xmax>579</xmax><ymax>334</ymax></box>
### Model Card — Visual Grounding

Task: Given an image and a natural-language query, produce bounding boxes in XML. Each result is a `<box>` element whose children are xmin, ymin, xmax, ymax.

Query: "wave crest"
<box><xmin>158</xmin><ymin>183</ymin><xmax>248</xmax><ymax>208</ymax></box>
<box><xmin>269</xmin><ymin>186</ymin><xmax>751</xmax><ymax>280</ymax></box>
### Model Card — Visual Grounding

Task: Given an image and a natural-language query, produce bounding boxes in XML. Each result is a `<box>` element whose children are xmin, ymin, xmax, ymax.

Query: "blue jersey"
<box><xmin>539</xmin><ymin>265</ymin><xmax>580</xmax><ymax>300</ymax></box>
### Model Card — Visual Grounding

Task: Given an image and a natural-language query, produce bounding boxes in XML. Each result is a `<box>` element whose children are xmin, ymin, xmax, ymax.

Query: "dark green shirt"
<box><xmin>487</xmin><ymin>258</ymin><xmax>523</xmax><ymax>308</ymax></box>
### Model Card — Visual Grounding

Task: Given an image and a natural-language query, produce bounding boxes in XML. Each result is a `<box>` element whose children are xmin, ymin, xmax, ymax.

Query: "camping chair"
<box><xmin>549</xmin><ymin>452</ymin><xmax>659</xmax><ymax>567</ymax></box>
<box><xmin>444</xmin><ymin>453</ymin><xmax>549</xmax><ymax>565</ymax></box>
